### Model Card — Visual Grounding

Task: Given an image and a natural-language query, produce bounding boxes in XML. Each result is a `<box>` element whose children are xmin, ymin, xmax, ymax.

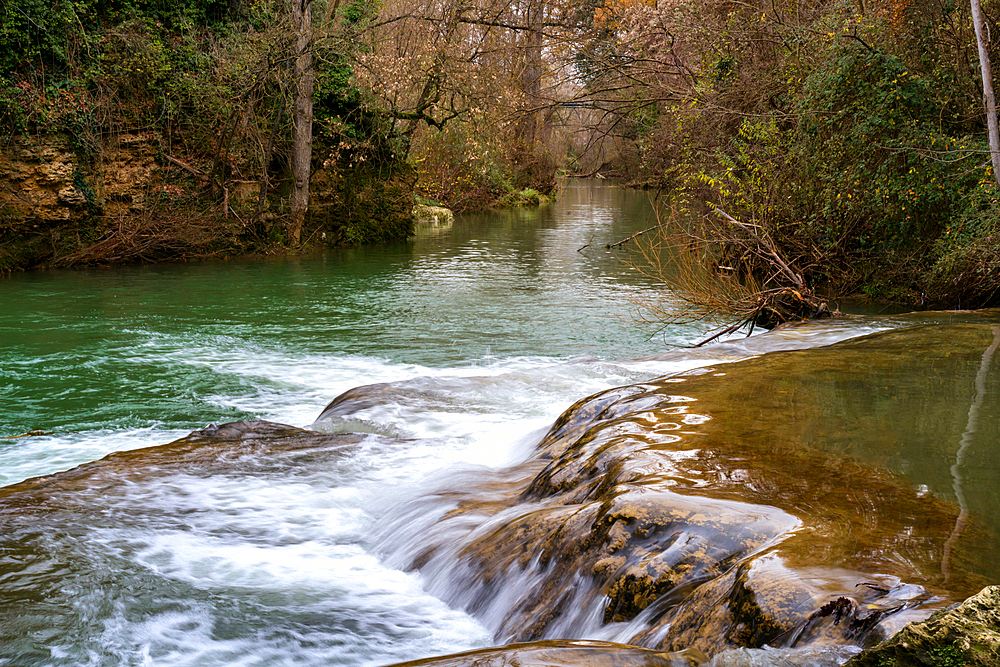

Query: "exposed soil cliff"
<box><xmin>0</xmin><ymin>132</ymin><xmax>415</xmax><ymax>272</ymax></box>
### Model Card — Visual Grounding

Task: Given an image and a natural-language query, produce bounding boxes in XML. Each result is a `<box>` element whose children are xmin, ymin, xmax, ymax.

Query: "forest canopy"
<box><xmin>2</xmin><ymin>0</ymin><xmax>1000</xmax><ymax>308</ymax></box>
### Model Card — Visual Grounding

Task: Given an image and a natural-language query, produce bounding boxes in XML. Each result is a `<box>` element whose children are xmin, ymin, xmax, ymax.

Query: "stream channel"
<box><xmin>1</xmin><ymin>180</ymin><xmax>999</xmax><ymax>667</ymax></box>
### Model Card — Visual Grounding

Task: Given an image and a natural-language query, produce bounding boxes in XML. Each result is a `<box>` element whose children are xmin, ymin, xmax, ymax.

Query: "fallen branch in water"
<box><xmin>605</xmin><ymin>223</ymin><xmax>664</xmax><ymax>249</ymax></box>
<box><xmin>693</xmin><ymin>316</ymin><xmax>753</xmax><ymax>347</ymax></box>
<box><xmin>615</xmin><ymin>198</ymin><xmax>838</xmax><ymax>341</ymax></box>
<box><xmin>0</xmin><ymin>430</ymin><xmax>52</xmax><ymax>439</ymax></box>
<box><xmin>710</xmin><ymin>206</ymin><xmax>805</xmax><ymax>292</ymax></box>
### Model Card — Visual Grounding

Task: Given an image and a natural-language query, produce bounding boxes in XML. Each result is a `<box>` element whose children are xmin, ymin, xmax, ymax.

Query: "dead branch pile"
<box><xmin>613</xmin><ymin>201</ymin><xmax>836</xmax><ymax>345</ymax></box>
<box><xmin>46</xmin><ymin>209</ymin><xmax>255</xmax><ymax>268</ymax></box>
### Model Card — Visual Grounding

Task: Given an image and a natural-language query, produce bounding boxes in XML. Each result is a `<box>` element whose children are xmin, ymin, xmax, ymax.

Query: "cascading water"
<box><xmin>361</xmin><ymin>319</ymin><xmax>1000</xmax><ymax>667</ymax></box>
<box><xmin>2</xmin><ymin>181</ymin><xmax>998</xmax><ymax>667</ymax></box>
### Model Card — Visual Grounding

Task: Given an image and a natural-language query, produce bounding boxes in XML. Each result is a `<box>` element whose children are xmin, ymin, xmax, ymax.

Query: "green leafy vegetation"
<box><xmin>597</xmin><ymin>0</ymin><xmax>1000</xmax><ymax>309</ymax></box>
<box><xmin>3</xmin><ymin>0</ymin><xmax>1000</xmax><ymax>310</ymax></box>
<box><xmin>0</xmin><ymin>0</ymin><xmax>423</xmax><ymax>268</ymax></box>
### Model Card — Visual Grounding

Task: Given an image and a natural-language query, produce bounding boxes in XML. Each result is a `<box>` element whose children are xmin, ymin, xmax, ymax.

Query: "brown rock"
<box><xmin>845</xmin><ymin>585</ymin><xmax>1000</xmax><ymax>667</ymax></box>
<box><xmin>383</xmin><ymin>639</ymin><xmax>706</xmax><ymax>667</ymax></box>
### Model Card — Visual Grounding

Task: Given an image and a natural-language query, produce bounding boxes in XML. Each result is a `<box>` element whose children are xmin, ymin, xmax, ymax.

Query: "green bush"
<box><xmin>639</xmin><ymin>4</ymin><xmax>1000</xmax><ymax>306</ymax></box>
<box><xmin>792</xmin><ymin>44</ymin><xmax>979</xmax><ymax>252</ymax></box>
<box><xmin>928</xmin><ymin>190</ymin><xmax>1000</xmax><ymax>306</ymax></box>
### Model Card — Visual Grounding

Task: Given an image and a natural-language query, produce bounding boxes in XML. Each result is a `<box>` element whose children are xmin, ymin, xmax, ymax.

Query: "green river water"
<box><xmin>1</xmin><ymin>179</ymin><xmax>998</xmax><ymax>667</ymax></box>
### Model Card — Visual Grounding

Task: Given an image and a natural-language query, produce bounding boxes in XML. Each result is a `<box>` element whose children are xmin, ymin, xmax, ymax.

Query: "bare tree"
<box><xmin>971</xmin><ymin>0</ymin><xmax>1000</xmax><ymax>187</ymax></box>
<box><xmin>289</xmin><ymin>0</ymin><xmax>315</xmax><ymax>246</ymax></box>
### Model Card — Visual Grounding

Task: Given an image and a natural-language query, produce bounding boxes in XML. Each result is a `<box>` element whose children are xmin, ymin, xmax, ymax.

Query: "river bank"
<box><xmin>0</xmin><ymin>131</ymin><xmax>417</xmax><ymax>273</ymax></box>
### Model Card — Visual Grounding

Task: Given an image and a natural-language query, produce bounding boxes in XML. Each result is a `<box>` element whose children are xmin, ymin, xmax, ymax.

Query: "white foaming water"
<box><xmin>1</xmin><ymin>335</ymin><xmax>771</xmax><ymax>667</ymax></box>
<box><xmin>0</xmin><ymin>307</ymin><xmax>914</xmax><ymax>666</ymax></box>
<box><xmin>5</xmin><ymin>179</ymin><xmax>984</xmax><ymax>667</ymax></box>
<box><xmin>3</xmin><ymin>317</ymin><xmax>957</xmax><ymax>667</ymax></box>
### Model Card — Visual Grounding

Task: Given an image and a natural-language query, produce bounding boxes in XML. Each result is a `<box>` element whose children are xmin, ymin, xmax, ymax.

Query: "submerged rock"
<box><xmin>845</xmin><ymin>585</ymin><xmax>1000</xmax><ymax>667</ymax></box>
<box><xmin>384</xmin><ymin>639</ymin><xmax>706</xmax><ymax>667</ymax></box>
<box><xmin>0</xmin><ymin>420</ymin><xmax>365</xmax><ymax>507</ymax></box>
<box><xmin>0</xmin><ymin>420</ymin><xmax>386</xmax><ymax>660</ymax></box>
<box><xmin>709</xmin><ymin>645</ymin><xmax>861</xmax><ymax>666</ymax></box>
<box><xmin>4</xmin><ymin>320</ymin><xmax>998</xmax><ymax>665</ymax></box>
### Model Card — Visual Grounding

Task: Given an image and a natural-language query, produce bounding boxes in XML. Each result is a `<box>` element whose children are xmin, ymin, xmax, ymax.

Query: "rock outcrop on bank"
<box><xmin>845</xmin><ymin>585</ymin><xmax>1000</xmax><ymax>667</ymax></box>
<box><xmin>0</xmin><ymin>133</ymin><xmax>415</xmax><ymax>272</ymax></box>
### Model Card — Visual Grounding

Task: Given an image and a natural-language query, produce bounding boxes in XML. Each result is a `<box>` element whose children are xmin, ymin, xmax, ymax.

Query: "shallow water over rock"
<box><xmin>367</xmin><ymin>320</ymin><xmax>1000</xmax><ymax>661</ymax></box>
<box><xmin>3</xmin><ymin>171</ymin><xmax>1000</xmax><ymax>667</ymax></box>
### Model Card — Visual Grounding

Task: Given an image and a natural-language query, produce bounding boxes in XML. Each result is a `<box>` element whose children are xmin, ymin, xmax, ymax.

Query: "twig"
<box><xmin>163</xmin><ymin>154</ymin><xmax>208</xmax><ymax>179</ymax></box>
<box><xmin>571</xmin><ymin>166</ymin><xmax>605</xmax><ymax>178</ymax></box>
<box><xmin>693</xmin><ymin>317</ymin><xmax>751</xmax><ymax>347</ymax></box>
<box><xmin>710</xmin><ymin>206</ymin><xmax>805</xmax><ymax>291</ymax></box>
<box><xmin>578</xmin><ymin>233</ymin><xmax>595</xmax><ymax>252</ymax></box>
<box><xmin>0</xmin><ymin>430</ymin><xmax>52</xmax><ymax>439</ymax></box>
<box><xmin>606</xmin><ymin>223</ymin><xmax>664</xmax><ymax>249</ymax></box>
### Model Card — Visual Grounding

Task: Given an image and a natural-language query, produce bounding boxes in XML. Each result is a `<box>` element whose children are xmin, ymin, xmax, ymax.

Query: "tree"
<box><xmin>350</xmin><ymin>0</ymin><xmax>589</xmax><ymax>205</ymax></box>
<box><xmin>971</xmin><ymin>0</ymin><xmax>1000</xmax><ymax>188</ymax></box>
<box><xmin>289</xmin><ymin>0</ymin><xmax>315</xmax><ymax>247</ymax></box>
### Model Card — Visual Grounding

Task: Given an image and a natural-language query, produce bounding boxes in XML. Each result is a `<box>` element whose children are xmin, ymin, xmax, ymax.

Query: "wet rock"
<box><xmin>595</xmin><ymin>494</ymin><xmax>801</xmax><ymax>626</ymax></box>
<box><xmin>0</xmin><ymin>421</ymin><xmax>365</xmax><ymax>508</ymax></box>
<box><xmin>413</xmin><ymin>204</ymin><xmax>455</xmax><ymax>225</ymax></box>
<box><xmin>0</xmin><ymin>420</ymin><xmax>388</xmax><ymax>661</ymax></box>
<box><xmin>844</xmin><ymin>585</ymin><xmax>1000</xmax><ymax>667</ymax></box>
<box><xmin>631</xmin><ymin>553</ymin><xmax>818</xmax><ymax>653</ymax></box>
<box><xmin>382</xmin><ymin>639</ymin><xmax>706</xmax><ymax>667</ymax></box>
<box><xmin>382</xmin><ymin>323</ymin><xmax>1000</xmax><ymax>658</ymax></box>
<box><xmin>710</xmin><ymin>645</ymin><xmax>861</xmax><ymax>666</ymax></box>
<box><xmin>448</xmin><ymin>487</ymin><xmax>800</xmax><ymax>641</ymax></box>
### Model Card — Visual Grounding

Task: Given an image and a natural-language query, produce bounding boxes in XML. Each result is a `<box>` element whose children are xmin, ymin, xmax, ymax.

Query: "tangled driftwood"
<box><xmin>605</xmin><ymin>201</ymin><xmax>836</xmax><ymax>344</ymax></box>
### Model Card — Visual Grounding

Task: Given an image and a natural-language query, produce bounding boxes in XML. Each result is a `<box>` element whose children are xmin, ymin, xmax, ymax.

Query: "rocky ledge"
<box><xmin>846</xmin><ymin>585</ymin><xmax>1000</xmax><ymax>667</ymax></box>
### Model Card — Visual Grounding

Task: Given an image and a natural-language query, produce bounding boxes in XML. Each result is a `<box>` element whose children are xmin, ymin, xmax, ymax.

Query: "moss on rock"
<box><xmin>845</xmin><ymin>586</ymin><xmax>1000</xmax><ymax>667</ymax></box>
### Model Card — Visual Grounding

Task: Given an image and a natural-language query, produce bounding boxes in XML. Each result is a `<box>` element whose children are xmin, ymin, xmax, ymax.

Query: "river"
<box><xmin>1</xmin><ymin>180</ymin><xmax>998</xmax><ymax>666</ymax></box>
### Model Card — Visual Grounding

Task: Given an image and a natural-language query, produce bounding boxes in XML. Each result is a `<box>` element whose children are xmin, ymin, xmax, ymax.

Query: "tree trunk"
<box><xmin>289</xmin><ymin>0</ymin><xmax>314</xmax><ymax>247</ymax></box>
<box><xmin>519</xmin><ymin>0</ymin><xmax>545</xmax><ymax>147</ymax></box>
<box><xmin>971</xmin><ymin>0</ymin><xmax>1000</xmax><ymax>187</ymax></box>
